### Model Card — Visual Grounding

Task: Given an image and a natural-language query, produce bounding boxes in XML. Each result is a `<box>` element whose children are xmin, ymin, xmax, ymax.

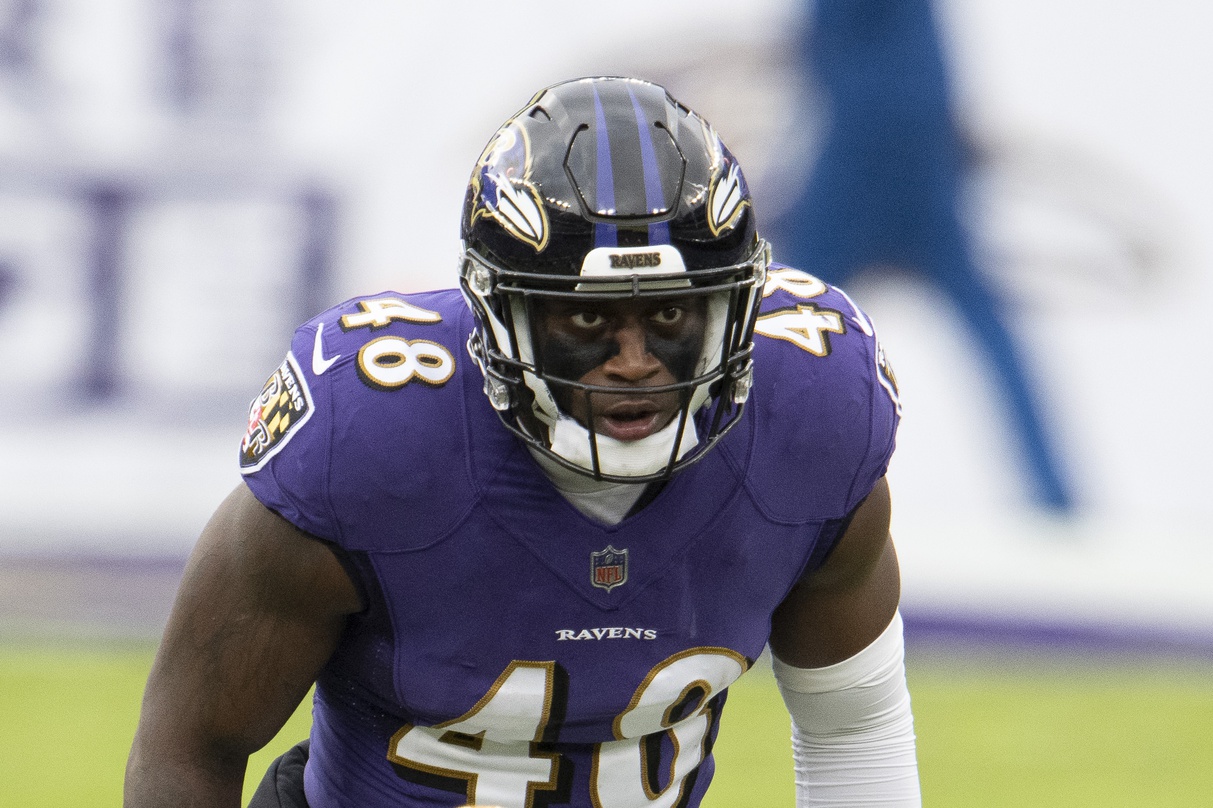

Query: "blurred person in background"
<box><xmin>769</xmin><ymin>0</ymin><xmax>1074</xmax><ymax>511</ymax></box>
<box><xmin>125</xmin><ymin>76</ymin><xmax>919</xmax><ymax>808</ymax></box>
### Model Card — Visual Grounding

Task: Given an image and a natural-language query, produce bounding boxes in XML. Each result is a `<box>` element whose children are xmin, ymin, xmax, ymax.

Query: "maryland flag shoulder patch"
<box><xmin>239</xmin><ymin>353</ymin><xmax>314</xmax><ymax>473</ymax></box>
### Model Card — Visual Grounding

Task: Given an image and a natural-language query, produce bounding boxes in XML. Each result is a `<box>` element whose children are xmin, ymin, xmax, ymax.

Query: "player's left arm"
<box><xmin>767</xmin><ymin>476</ymin><xmax>921</xmax><ymax>806</ymax></box>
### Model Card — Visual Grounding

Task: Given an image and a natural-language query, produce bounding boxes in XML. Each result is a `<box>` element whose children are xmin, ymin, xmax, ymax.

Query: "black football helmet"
<box><xmin>460</xmin><ymin>76</ymin><xmax>769</xmax><ymax>481</ymax></box>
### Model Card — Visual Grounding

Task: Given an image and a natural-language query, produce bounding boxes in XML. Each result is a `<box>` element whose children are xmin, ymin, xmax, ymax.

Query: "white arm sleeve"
<box><xmin>771</xmin><ymin>611</ymin><xmax>921</xmax><ymax>807</ymax></box>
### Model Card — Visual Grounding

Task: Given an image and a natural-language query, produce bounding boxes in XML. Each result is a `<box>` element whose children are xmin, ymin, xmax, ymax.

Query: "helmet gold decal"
<box><xmin>483</xmin><ymin>169</ymin><xmax>548</xmax><ymax>251</ymax></box>
<box><xmin>707</xmin><ymin>159</ymin><xmax>749</xmax><ymax>236</ymax></box>
<box><xmin>470</xmin><ymin>123</ymin><xmax>549</xmax><ymax>252</ymax></box>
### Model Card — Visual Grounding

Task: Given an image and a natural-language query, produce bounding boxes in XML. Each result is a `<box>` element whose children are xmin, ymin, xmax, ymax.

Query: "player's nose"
<box><xmin>603</xmin><ymin>319</ymin><xmax>662</xmax><ymax>382</ymax></box>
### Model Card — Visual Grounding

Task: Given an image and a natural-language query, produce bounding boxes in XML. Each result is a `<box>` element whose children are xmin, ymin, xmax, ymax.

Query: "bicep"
<box><xmin>768</xmin><ymin>477</ymin><xmax>901</xmax><ymax>668</ymax></box>
<box><xmin>135</xmin><ymin>483</ymin><xmax>362</xmax><ymax>762</ymax></box>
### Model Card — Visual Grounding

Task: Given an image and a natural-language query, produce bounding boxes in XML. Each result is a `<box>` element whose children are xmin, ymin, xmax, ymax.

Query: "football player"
<box><xmin>126</xmin><ymin>76</ymin><xmax>919</xmax><ymax>808</ymax></box>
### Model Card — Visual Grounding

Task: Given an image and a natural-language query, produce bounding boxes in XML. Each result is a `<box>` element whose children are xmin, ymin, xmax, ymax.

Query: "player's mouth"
<box><xmin>593</xmin><ymin>399</ymin><xmax>677</xmax><ymax>442</ymax></box>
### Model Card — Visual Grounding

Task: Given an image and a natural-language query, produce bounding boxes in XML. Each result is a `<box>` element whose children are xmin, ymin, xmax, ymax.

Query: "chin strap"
<box><xmin>547</xmin><ymin>414</ymin><xmax>698</xmax><ymax>478</ymax></box>
<box><xmin>771</xmin><ymin>611</ymin><xmax>921</xmax><ymax>807</ymax></box>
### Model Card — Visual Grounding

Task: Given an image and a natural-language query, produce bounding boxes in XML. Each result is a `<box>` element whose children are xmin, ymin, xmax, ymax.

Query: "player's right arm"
<box><xmin>124</xmin><ymin>483</ymin><xmax>363</xmax><ymax>808</ymax></box>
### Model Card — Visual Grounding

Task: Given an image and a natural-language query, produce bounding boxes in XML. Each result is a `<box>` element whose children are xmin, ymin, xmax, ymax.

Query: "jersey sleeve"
<box><xmin>840</xmin><ymin>288</ymin><xmax>902</xmax><ymax>514</ymax></box>
<box><xmin>743</xmin><ymin>265</ymin><xmax>903</xmax><ymax>521</ymax></box>
<box><xmin>237</xmin><ymin>319</ymin><xmax>340</xmax><ymax>542</ymax></box>
<box><xmin>234</xmin><ymin>288</ymin><xmax>478</xmax><ymax>550</ymax></box>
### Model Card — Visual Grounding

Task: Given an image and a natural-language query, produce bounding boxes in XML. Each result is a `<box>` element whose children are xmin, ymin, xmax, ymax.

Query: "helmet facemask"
<box><xmin>461</xmin><ymin>240</ymin><xmax>768</xmax><ymax>481</ymax></box>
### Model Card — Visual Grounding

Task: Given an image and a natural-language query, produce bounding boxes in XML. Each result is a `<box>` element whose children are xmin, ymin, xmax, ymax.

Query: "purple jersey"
<box><xmin>239</xmin><ymin>264</ymin><xmax>900</xmax><ymax>808</ymax></box>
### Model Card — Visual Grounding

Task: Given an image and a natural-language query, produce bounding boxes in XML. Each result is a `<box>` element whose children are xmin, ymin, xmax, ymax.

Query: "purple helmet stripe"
<box><xmin>627</xmin><ymin>85</ymin><xmax>671</xmax><ymax>245</ymax></box>
<box><xmin>591</xmin><ymin>85</ymin><xmax>618</xmax><ymax>249</ymax></box>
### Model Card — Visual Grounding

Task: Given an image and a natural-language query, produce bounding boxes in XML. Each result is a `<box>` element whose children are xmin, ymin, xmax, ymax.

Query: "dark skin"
<box><xmin>124</xmin><ymin>298</ymin><xmax>901</xmax><ymax>807</ymax></box>
<box><xmin>534</xmin><ymin>295</ymin><xmax>707</xmax><ymax>442</ymax></box>
<box><xmin>125</xmin><ymin>486</ymin><xmax>362</xmax><ymax>807</ymax></box>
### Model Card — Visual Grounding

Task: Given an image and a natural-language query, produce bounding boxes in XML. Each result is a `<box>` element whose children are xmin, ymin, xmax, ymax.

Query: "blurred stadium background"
<box><xmin>1</xmin><ymin>0</ymin><xmax>1211</xmax><ymax>804</ymax></box>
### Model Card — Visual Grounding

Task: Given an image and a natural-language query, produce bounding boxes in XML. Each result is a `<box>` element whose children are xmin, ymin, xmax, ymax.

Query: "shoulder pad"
<box><xmin>240</xmin><ymin>289</ymin><xmax>489</xmax><ymax>548</ymax></box>
<box><xmin>740</xmin><ymin>265</ymin><xmax>901</xmax><ymax>520</ymax></box>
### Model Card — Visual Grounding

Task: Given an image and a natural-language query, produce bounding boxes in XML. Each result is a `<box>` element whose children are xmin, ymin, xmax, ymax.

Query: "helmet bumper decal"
<box><xmin>577</xmin><ymin>245</ymin><xmax>688</xmax><ymax>292</ymax></box>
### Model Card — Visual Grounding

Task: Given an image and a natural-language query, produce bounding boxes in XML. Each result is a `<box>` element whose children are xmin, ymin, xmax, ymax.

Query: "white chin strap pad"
<box><xmin>548</xmin><ymin>414</ymin><xmax>698</xmax><ymax>478</ymax></box>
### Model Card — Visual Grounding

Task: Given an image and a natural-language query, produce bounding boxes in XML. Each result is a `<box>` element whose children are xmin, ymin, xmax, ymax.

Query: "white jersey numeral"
<box><xmin>762</xmin><ymin>267</ymin><xmax>827</xmax><ymax>299</ymax></box>
<box><xmin>594</xmin><ymin>649</ymin><xmax>748</xmax><ymax>808</ymax></box>
<box><xmin>387</xmin><ymin>650</ymin><xmax>748</xmax><ymax>808</ymax></box>
<box><xmin>754</xmin><ymin>304</ymin><xmax>846</xmax><ymax>356</ymax></box>
<box><xmin>357</xmin><ymin>337</ymin><xmax>455</xmax><ymax>389</ymax></box>
<box><xmin>340</xmin><ymin>297</ymin><xmax>443</xmax><ymax>329</ymax></box>
<box><xmin>389</xmin><ymin>662</ymin><xmax>562</xmax><ymax>808</ymax></box>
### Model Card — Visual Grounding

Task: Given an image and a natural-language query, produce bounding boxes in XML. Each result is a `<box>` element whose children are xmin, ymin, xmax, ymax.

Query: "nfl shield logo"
<box><xmin>591</xmin><ymin>545</ymin><xmax>628</xmax><ymax>592</ymax></box>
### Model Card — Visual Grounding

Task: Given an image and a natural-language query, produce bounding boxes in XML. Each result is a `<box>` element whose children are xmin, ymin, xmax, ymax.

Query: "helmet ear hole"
<box><xmin>460</xmin><ymin>76</ymin><xmax>768</xmax><ymax>481</ymax></box>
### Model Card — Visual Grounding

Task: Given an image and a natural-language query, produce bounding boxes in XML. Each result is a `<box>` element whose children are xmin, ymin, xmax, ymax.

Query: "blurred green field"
<box><xmin>3</xmin><ymin>641</ymin><xmax>1212</xmax><ymax>807</ymax></box>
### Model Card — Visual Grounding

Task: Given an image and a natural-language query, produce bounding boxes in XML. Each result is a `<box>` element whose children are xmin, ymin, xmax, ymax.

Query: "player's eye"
<box><xmin>570</xmin><ymin>311</ymin><xmax>607</xmax><ymax>329</ymax></box>
<box><xmin>650</xmin><ymin>306</ymin><xmax>684</xmax><ymax>326</ymax></box>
